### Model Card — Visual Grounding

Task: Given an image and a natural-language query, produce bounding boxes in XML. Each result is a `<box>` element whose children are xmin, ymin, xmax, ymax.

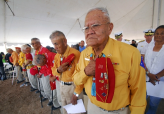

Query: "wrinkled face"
<box><xmin>8</xmin><ymin>49</ymin><xmax>12</xmax><ymax>54</ymax></box>
<box><xmin>144</xmin><ymin>35</ymin><xmax>153</xmax><ymax>41</ymax></box>
<box><xmin>84</xmin><ymin>10</ymin><xmax>113</xmax><ymax>47</ymax></box>
<box><xmin>31</xmin><ymin>40</ymin><xmax>41</xmax><ymax>50</ymax></box>
<box><xmin>51</xmin><ymin>37</ymin><xmax>67</xmax><ymax>54</ymax></box>
<box><xmin>22</xmin><ymin>50</ymin><xmax>26</xmax><ymax>54</ymax></box>
<box><xmin>16</xmin><ymin>49</ymin><xmax>21</xmax><ymax>54</ymax></box>
<box><xmin>154</xmin><ymin>28</ymin><xmax>164</xmax><ymax>42</ymax></box>
<box><xmin>26</xmin><ymin>47</ymin><xmax>31</xmax><ymax>53</ymax></box>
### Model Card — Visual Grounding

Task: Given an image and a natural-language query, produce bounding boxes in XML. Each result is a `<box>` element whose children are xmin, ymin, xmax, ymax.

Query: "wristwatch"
<box><xmin>74</xmin><ymin>92</ymin><xmax>79</xmax><ymax>97</ymax></box>
<box><xmin>146</xmin><ymin>71</ymin><xmax>150</xmax><ymax>75</ymax></box>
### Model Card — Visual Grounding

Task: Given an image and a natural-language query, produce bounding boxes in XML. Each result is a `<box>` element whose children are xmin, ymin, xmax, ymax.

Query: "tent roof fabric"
<box><xmin>0</xmin><ymin>0</ymin><xmax>164</xmax><ymax>45</ymax></box>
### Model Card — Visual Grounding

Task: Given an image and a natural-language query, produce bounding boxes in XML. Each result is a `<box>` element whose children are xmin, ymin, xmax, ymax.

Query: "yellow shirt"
<box><xmin>51</xmin><ymin>46</ymin><xmax>83</xmax><ymax>94</ymax></box>
<box><xmin>72</xmin><ymin>38</ymin><xmax>146</xmax><ymax>114</ymax></box>
<box><xmin>11</xmin><ymin>51</ymin><xmax>19</xmax><ymax>66</ymax></box>
<box><xmin>18</xmin><ymin>52</ymin><xmax>25</xmax><ymax>67</ymax></box>
<box><xmin>25</xmin><ymin>57</ymin><xmax>34</xmax><ymax>69</ymax></box>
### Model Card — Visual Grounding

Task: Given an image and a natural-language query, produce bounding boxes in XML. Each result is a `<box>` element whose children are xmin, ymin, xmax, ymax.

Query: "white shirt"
<box><xmin>145</xmin><ymin>42</ymin><xmax>164</xmax><ymax>81</ymax></box>
<box><xmin>121</xmin><ymin>39</ymin><xmax>130</xmax><ymax>44</ymax></box>
<box><xmin>137</xmin><ymin>40</ymin><xmax>154</xmax><ymax>54</ymax></box>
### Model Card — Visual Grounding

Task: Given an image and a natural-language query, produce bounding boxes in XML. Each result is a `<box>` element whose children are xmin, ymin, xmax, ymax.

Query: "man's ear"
<box><xmin>64</xmin><ymin>38</ymin><xmax>67</xmax><ymax>46</ymax></box>
<box><xmin>108</xmin><ymin>23</ymin><xmax>113</xmax><ymax>36</ymax></box>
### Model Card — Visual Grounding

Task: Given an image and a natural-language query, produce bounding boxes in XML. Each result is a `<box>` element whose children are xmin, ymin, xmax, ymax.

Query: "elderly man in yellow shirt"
<box><xmin>72</xmin><ymin>7</ymin><xmax>146</xmax><ymax>114</ymax></box>
<box><xmin>17</xmin><ymin>47</ymin><xmax>25</xmax><ymax>68</ymax></box>
<box><xmin>7</xmin><ymin>48</ymin><xmax>24</xmax><ymax>83</ymax></box>
<box><xmin>21</xmin><ymin>44</ymin><xmax>39</xmax><ymax>91</ymax></box>
<box><xmin>50</xmin><ymin>31</ymin><xmax>83</xmax><ymax>114</ymax></box>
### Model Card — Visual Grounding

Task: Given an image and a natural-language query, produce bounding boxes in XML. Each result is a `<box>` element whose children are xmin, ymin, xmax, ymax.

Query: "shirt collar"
<box><xmin>35</xmin><ymin>45</ymin><xmax>43</xmax><ymax>55</ymax></box>
<box><xmin>86</xmin><ymin>37</ymin><xmax>114</xmax><ymax>58</ymax></box>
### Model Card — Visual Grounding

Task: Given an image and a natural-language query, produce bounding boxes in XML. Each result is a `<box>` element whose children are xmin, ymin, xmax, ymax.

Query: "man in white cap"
<box><xmin>137</xmin><ymin>29</ymin><xmax>155</xmax><ymax>57</ymax></box>
<box><xmin>115</xmin><ymin>32</ymin><xmax>130</xmax><ymax>44</ymax></box>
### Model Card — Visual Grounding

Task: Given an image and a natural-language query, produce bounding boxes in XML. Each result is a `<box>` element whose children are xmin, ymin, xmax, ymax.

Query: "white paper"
<box><xmin>147</xmin><ymin>81</ymin><xmax>164</xmax><ymax>98</ymax></box>
<box><xmin>63</xmin><ymin>99</ymin><xmax>86</xmax><ymax>113</ymax></box>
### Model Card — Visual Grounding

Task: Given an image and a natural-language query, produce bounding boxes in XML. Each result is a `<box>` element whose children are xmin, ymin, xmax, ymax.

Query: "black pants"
<box><xmin>0</xmin><ymin>67</ymin><xmax>6</xmax><ymax>80</ymax></box>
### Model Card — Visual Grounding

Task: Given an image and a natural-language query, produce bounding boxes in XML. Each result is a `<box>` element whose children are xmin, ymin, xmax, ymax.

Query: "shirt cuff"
<box><xmin>51</xmin><ymin>67</ymin><xmax>61</xmax><ymax>77</ymax></box>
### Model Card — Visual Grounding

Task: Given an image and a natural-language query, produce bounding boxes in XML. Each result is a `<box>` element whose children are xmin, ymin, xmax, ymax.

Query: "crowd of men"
<box><xmin>0</xmin><ymin>7</ymin><xmax>164</xmax><ymax>114</ymax></box>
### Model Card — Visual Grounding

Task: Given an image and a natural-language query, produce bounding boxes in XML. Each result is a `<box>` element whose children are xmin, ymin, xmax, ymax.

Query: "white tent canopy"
<box><xmin>0</xmin><ymin>0</ymin><xmax>164</xmax><ymax>52</ymax></box>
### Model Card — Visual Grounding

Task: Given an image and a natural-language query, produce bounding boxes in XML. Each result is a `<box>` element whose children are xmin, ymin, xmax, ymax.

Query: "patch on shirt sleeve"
<box><xmin>140</xmin><ymin>56</ymin><xmax>146</xmax><ymax>69</ymax></box>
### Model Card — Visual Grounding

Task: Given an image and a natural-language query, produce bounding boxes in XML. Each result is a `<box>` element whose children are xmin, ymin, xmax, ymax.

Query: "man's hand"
<box><xmin>148</xmin><ymin>73</ymin><xmax>160</xmax><ymax>82</ymax></box>
<box><xmin>84</xmin><ymin>59</ymin><xmax>97</xmax><ymax>76</ymax></box>
<box><xmin>49</xmin><ymin>76</ymin><xmax>56</xmax><ymax>82</ymax></box>
<box><xmin>150</xmin><ymin>79</ymin><xmax>156</xmax><ymax>85</ymax></box>
<box><xmin>37</xmin><ymin>74</ymin><xmax>42</xmax><ymax>78</ymax></box>
<box><xmin>23</xmin><ymin>63</ymin><xmax>26</xmax><ymax>68</ymax></box>
<box><xmin>71</xmin><ymin>94</ymin><xmax>78</xmax><ymax>105</ymax></box>
<box><xmin>26</xmin><ymin>60</ymin><xmax>31</xmax><ymax>65</ymax></box>
<box><xmin>57</xmin><ymin>62</ymin><xmax>69</xmax><ymax>73</ymax></box>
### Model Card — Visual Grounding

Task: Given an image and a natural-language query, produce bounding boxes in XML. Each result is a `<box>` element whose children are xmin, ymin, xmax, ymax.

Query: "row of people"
<box><xmin>3</xmin><ymin>7</ymin><xmax>164</xmax><ymax>114</ymax></box>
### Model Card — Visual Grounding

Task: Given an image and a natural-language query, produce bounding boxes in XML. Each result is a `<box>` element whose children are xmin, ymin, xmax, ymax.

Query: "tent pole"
<box><xmin>3</xmin><ymin>42</ymin><xmax>7</xmax><ymax>54</ymax></box>
<box><xmin>4</xmin><ymin>0</ymin><xmax>7</xmax><ymax>54</ymax></box>
<box><xmin>157</xmin><ymin>0</ymin><xmax>161</xmax><ymax>27</ymax></box>
<box><xmin>151</xmin><ymin>0</ymin><xmax>155</xmax><ymax>28</ymax></box>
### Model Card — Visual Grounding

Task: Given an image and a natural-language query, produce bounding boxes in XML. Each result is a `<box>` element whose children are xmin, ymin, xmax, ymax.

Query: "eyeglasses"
<box><xmin>82</xmin><ymin>22</ymin><xmax>110</xmax><ymax>33</ymax></box>
<box><xmin>31</xmin><ymin>42</ymin><xmax>39</xmax><ymax>46</ymax></box>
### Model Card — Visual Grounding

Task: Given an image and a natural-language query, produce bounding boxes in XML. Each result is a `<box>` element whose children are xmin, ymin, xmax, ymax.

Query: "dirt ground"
<box><xmin>1</xmin><ymin>79</ymin><xmax>164</xmax><ymax>114</ymax></box>
<box><xmin>0</xmin><ymin>79</ymin><xmax>61</xmax><ymax>114</ymax></box>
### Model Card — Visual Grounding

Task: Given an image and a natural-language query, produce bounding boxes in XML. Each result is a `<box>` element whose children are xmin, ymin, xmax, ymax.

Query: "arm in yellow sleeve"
<box><xmin>74</xmin><ymin>84</ymin><xmax>84</xmax><ymax>95</ymax></box>
<box><xmin>128</xmin><ymin>50</ymin><xmax>147</xmax><ymax>114</ymax></box>
<box><xmin>51</xmin><ymin>55</ymin><xmax>61</xmax><ymax>77</ymax></box>
<box><xmin>71</xmin><ymin>50</ymin><xmax>84</xmax><ymax>94</ymax></box>
<box><xmin>73</xmin><ymin>51</ymin><xmax>90</xmax><ymax>86</ymax></box>
<box><xmin>19</xmin><ymin>52</ymin><xmax>25</xmax><ymax>67</ymax></box>
<box><xmin>12</xmin><ymin>52</ymin><xmax>19</xmax><ymax>66</ymax></box>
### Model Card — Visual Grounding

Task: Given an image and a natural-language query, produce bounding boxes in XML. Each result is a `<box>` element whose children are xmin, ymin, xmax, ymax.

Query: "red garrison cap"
<box><xmin>95</xmin><ymin>57</ymin><xmax>115</xmax><ymax>103</ymax></box>
<box><xmin>30</xmin><ymin>66</ymin><xmax>39</xmax><ymax>75</ymax></box>
<box><xmin>15</xmin><ymin>47</ymin><xmax>21</xmax><ymax>50</ymax></box>
<box><xmin>50</xmin><ymin>81</ymin><xmax>56</xmax><ymax>90</ymax></box>
<box><xmin>62</xmin><ymin>53</ymin><xmax>75</xmax><ymax>66</ymax></box>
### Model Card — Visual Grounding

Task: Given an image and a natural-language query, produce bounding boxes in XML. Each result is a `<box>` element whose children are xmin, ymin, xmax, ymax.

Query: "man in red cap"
<box><xmin>31</xmin><ymin>38</ymin><xmax>55</xmax><ymax>106</ymax></box>
<box><xmin>7</xmin><ymin>48</ymin><xmax>24</xmax><ymax>83</ymax></box>
<box><xmin>50</xmin><ymin>31</ymin><xmax>83</xmax><ymax>114</ymax></box>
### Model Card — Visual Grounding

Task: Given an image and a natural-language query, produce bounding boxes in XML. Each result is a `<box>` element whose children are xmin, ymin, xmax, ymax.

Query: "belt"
<box><xmin>100</xmin><ymin>105</ymin><xmax>129</xmax><ymax>112</ymax></box>
<box><xmin>60</xmin><ymin>81</ymin><xmax>73</xmax><ymax>85</ymax></box>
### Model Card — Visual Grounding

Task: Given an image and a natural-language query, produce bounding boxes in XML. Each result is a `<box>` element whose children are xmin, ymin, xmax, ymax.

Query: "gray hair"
<box><xmin>34</xmin><ymin>54</ymin><xmax>46</xmax><ymax>65</ymax></box>
<box><xmin>6</xmin><ymin>48</ymin><xmax>12</xmax><ymax>51</ymax></box>
<box><xmin>49</xmin><ymin>31</ymin><xmax>66</xmax><ymax>39</ymax></box>
<box><xmin>21</xmin><ymin>44</ymin><xmax>29</xmax><ymax>51</ymax></box>
<box><xmin>87</xmin><ymin>7</ymin><xmax>111</xmax><ymax>22</ymax></box>
<box><xmin>31</xmin><ymin>38</ymin><xmax>40</xmax><ymax>42</ymax></box>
